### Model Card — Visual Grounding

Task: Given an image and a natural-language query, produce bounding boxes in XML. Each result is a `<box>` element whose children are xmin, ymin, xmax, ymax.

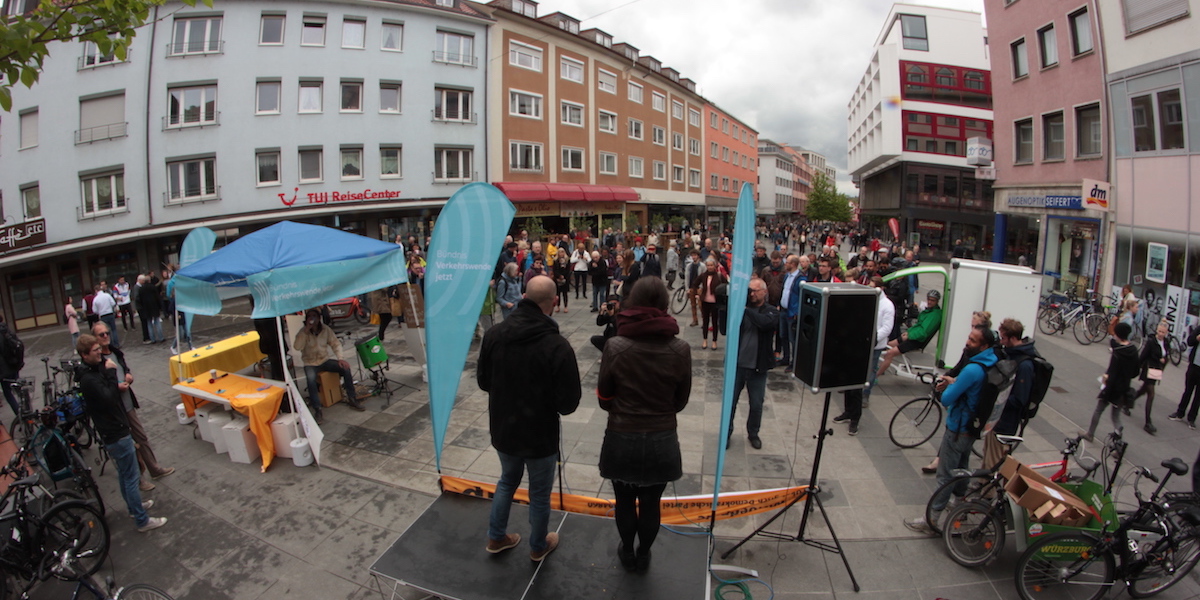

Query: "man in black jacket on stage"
<box><xmin>727</xmin><ymin>277</ymin><xmax>779</xmax><ymax>450</ymax></box>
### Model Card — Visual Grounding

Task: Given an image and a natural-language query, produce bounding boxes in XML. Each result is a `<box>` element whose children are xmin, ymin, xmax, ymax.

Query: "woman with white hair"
<box><xmin>495</xmin><ymin>262</ymin><xmax>523</xmax><ymax>320</ymax></box>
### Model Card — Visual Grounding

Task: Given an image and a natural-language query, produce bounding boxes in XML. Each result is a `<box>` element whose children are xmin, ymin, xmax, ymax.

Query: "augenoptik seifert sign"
<box><xmin>0</xmin><ymin>219</ymin><xmax>47</xmax><ymax>251</ymax></box>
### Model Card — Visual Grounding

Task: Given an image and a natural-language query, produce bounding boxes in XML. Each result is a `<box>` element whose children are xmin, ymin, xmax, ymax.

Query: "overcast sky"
<box><xmin>545</xmin><ymin>0</ymin><xmax>985</xmax><ymax>195</ymax></box>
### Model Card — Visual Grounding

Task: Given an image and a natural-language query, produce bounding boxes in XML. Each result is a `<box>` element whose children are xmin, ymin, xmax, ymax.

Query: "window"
<box><xmin>1043</xmin><ymin>112</ymin><xmax>1064</xmax><ymax>160</ymax></box>
<box><xmin>672</xmin><ymin>132</ymin><xmax>683</xmax><ymax>150</ymax></box>
<box><xmin>562</xmin><ymin>147</ymin><xmax>584</xmax><ymax>171</ymax></box>
<box><xmin>80</xmin><ymin>171</ymin><xmax>126</xmax><ymax>216</ymax></box>
<box><xmin>689</xmin><ymin>138</ymin><xmax>700</xmax><ymax>155</ymax></box>
<box><xmin>260</xmin><ymin>15</ymin><xmax>284</xmax><ymax>45</ymax></box>
<box><xmin>710</xmin><ymin>142</ymin><xmax>719</xmax><ymax>158</ymax></box>
<box><xmin>722</xmin><ymin>147</ymin><xmax>729</xmax><ymax>161</ymax></box>
<box><xmin>1069</xmin><ymin>8</ymin><xmax>1093</xmax><ymax>55</ymax></box>
<box><xmin>435</xmin><ymin>31</ymin><xmax>475</xmax><ymax>66</ymax></box>
<box><xmin>944</xmin><ymin>140</ymin><xmax>958</xmax><ymax>155</ymax></box>
<box><xmin>925</xmin><ymin>140</ymin><xmax>938</xmax><ymax>152</ymax></box>
<box><xmin>170</xmin><ymin>17</ymin><xmax>222</xmax><ymax>55</ymax></box>
<box><xmin>78</xmin><ymin>94</ymin><xmax>125</xmax><ymax>143</ymax></box>
<box><xmin>1037</xmin><ymin>25</ymin><xmax>1057</xmax><ymax>68</ymax></box>
<box><xmin>509</xmin><ymin>90</ymin><xmax>542</xmax><ymax>119</ymax></box>
<box><xmin>511</xmin><ymin>0</ymin><xmax>537</xmax><ymax>17</ymax></box>
<box><xmin>652</xmin><ymin>161</ymin><xmax>666</xmax><ymax>180</ymax></box>
<box><xmin>1015</xmin><ymin>119</ymin><xmax>1033</xmax><ymax>163</ymax></box>
<box><xmin>936</xmin><ymin>68</ymin><xmax>955</xmax><ymax>87</ymax></box>
<box><xmin>380</xmin><ymin>83</ymin><xmax>401</xmax><ymax>113</ymax></box>
<box><xmin>434</xmin><ymin>148</ymin><xmax>472</xmax><ymax>181</ymax></box>
<box><xmin>80</xmin><ymin>39</ymin><xmax>119</xmax><ymax>69</ymax></box>
<box><xmin>561</xmin><ymin>57</ymin><xmax>583</xmax><ymax>83</ymax></box>
<box><xmin>598</xmin><ymin>69</ymin><xmax>617</xmax><ymax>94</ymax></box>
<box><xmin>340</xmin><ymin>148</ymin><xmax>363</xmax><ymax>179</ymax></box>
<box><xmin>689</xmin><ymin>169</ymin><xmax>700</xmax><ymax>188</ymax></box>
<box><xmin>380</xmin><ymin>146</ymin><xmax>402</xmax><ymax>178</ymax></box>
<box><xmin>298</xmin><ymin>81</ymin><xmax>322</xmax><ymax>113</ymax></box>
<box><xmin>599</xmin><ymin>152</ymin><xmax>617</xmax><ymax>175</ymax></box>
<box><xmin>652</xmin><ymin>126</ymin><xmax>665</xmax><ymax>145</ymax></box>
<box><xmin>900</xmin><ymin>14</ymin><xmax>928</xmax><ymax>51</ymax></box>
<box><xmin>256</xmin><ymin>152</ymin><xmax>279</xmax><ymax>185</ymax></box>
<box><xmin>629</xmin><ymin>157</ymin><xmax>643</xmax><ymax>178</ymax></box>
<box><xmin>21</xmin><ymin>185</ymin><xmax>40</xmax><ymax>218</ymax></box>
<box><xmin>561</xmin><ymin>101</ymin><xmax>583</xmax><ymax>126</ymax></box>
<box><xmin>167</xmin><ymin>157</ymin><xmax>217</xmax><ymax>202</ymax></box>
<box><xmin>1132</xmin><ymin>89</ymin><xmax>1185</xmax><ymax>151</ymax></box>
<box><xmin>434</xmin><ymin>88</ymin><xmax>472</xmax><ymax>122</ymax></box>
<box><xmin>509</xmin><ymin>41</ymin><xmax>542</xmax><ymax>71</ymax></box>
<box><xmin>733</xmin><ymin>150</ymin><xmax>739</xmax><ymax>164</ymax></box>
<box><xmin>721</xmin><ymin>177</ymin><xmax>729</xmax><ymax>191</ymax></box>
<box><xmin>688</xmin><ymin>109</ymin><xmax>700</xmax><ymax>127</ymax></box>
<box><xmin>1011</xmin><ymin>39</ymin><xmax>1028</xmax><ymax>78</ymax></box>
<box><xmin>599</xmin><ymin>110</ymin><xmax>616</xmax><ymax>133</ymax></box>
<box><xmin>381</xmin><ymin>23</ymin><xmax>403</xmax><ymax>51</ymax></box>
<box><xmin>628</xmin><ymin>118</ymin><xmax>643</xmax><ymax>140</ymax></box>
<box><xmin>628</xmin><ymin>82</ymin><xmax>643</xmax><ymax>103</ymax></box>
<box><xmin>509</xmin><ymin>141</ymin><xmax>543</xmax><ymax>172</ymax></box>
<box><xmin>435</xmin><ymin>0</ymin><xmax>454</xmax><ymax>6</ymax></box>
<box><xmin>256</xmin><ymin>81</ymin><xmax>280</xmax><ymax>114</ymax></box>
<box><xmin>341</xmin><ymin>81</ymin><xmax>363</xmax><ymax>112</ymax></box>
<box><xmin>301</xmin><ymin>15</ymin><xmax>326</xmax><ymax>46</ymax></box>
<box><xmin>342</xmin><ymin>19</ymin><xmax>365</xmax><ymax>48</ymax></box>
<box><xmin>901</xmin><ymin>61</ymin><xmax>991</xmax><ymax>108</ymax></box>
<box><xmin>652</xmin><ymin>92</ymin><xmax>665</xmax><ymax>112</ymax></box>
<box><xmin>299</xmin><ymin>148</ymin><xmax>323</xmax><ymax>182</ymax></box>
<box><xmin>672</xmin><ymin>165</ymin><xmax>684</xmax><ymax>183</ymax></box>
<box><xmin>710</xmin><ymin>113</ymin><xmax>718</xmax><ymax>128</ymax></box>
<box><xmin>710</xmin><ymin>174</ymin><xmax>719</xmax><ymax>189</ymax></box>
<box><xmin>671</xmin><ymin>100</ymin><xmax>683</xmax><ymax>119</ymax></box>
<box><xmin>168</xmin><ymin>85</ymin><xmax>217</xmax><ymax>127</ymax></box>
<box><xmin>1076</xmin><ymin>103</ymin><xmax>1102</xmax><ymax>156</ymax></box>
<box><xmin>1122</xmin><ymin>0</ymin><xmax>1190</xmax><ymax>35</ymax></box>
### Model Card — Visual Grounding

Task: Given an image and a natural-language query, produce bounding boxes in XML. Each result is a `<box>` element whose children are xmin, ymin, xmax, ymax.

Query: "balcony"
<box><xmin>431</xmin><ymin>51</ymin><xmax>476</xmax><ymax>67</ymax></box>
<box><xmin>166</xmin><ymin>40</ymin><xmax>225</xmax><ymax>57</ymax></box>
<box><xmin>431</xmin><ymin>109</ymin><xmax>476</xmax><ymax>124</ymax></box>
<box><xmin>163</xmin><ymin>186</ymin><xmax>221</xmax><ymax>206</ymax></box>
<box><xmin>75</xmin><ymin>122</ymin><xmax>129</xmax><ymax>144</ymax></box>
<box><xmin>432</xmin><ymin>171</ymin><xmax>477</xmax><ymax>184</ymax></box>
<box><xmin>162</xmin><ymin>111</ymin><xmax>221</xmax><ymax>131</ymax></box>
<box><xmin>78</xmin><ymin>50</ymin><xmax>130</xmax><ymax>70</ymax></box>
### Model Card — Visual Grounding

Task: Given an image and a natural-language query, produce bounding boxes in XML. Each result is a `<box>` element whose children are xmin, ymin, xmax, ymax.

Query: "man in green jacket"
<box><xmin>876</xmin><ymin>289</ymin><xmax>943</xmax><ymax>377</ymax></box>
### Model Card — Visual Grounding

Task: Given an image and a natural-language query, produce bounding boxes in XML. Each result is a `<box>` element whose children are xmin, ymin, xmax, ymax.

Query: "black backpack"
<box><xmin>965</xmin><ymin>352</ymin><xmax>1018</xmax><ymax>438</ymax></box>
<box><xmin>1017</xmin><ymin>354</ymin><xmax>1055</xmax><ymax>419</ymax></box>
<box><xmin>0</xmin><ymin>325</ymin><xmax>25</xmax><ymax>372</ymax></box>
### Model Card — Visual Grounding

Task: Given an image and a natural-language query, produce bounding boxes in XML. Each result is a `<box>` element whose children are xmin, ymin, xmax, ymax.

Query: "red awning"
<box><xmin>494</xmin><ymin>182</ymin><xmax>639</xmax><ymax>203</ymax></box>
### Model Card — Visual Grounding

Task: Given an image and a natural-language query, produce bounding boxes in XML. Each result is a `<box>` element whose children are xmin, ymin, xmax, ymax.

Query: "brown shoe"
<box><xmin>139</xmin><ymin>479</ymin><xmax>156</xmax><ymax>492</ymax></box>
<box><xmin>530</xmin><ymin>532</ymin><xmax>559</xmax><ymax>562</ymax></box>
<box><xmin>486</xmin><ymin>533</ymin><xmax>521</xmax><ymax>554</ymax></box>
<box><xmin>151</xmin><ymin>467</ymin><xmax>175</xmax><ymax>479</ymax></box>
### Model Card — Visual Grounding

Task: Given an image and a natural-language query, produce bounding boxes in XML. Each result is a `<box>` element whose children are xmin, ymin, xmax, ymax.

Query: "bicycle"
<box><xmin>5</xmin><ymin>377</ymin><xmax>38</xmax><ymax>448</ymax></box>
<box><xmin>669</xmin><ymin>282</ymin><xmax>689</xmax><ymax>315</ymax></box>
<box><xmin>888</xmin><ymin>372</ymin><xmax>944</xmax><ymax>449</ymax></box>
<box><xmin>27</xmin><ymin>408</ymin><xmax>107</xmax><ymax>516</ymax></box>
<box><xmin>1037</xmin><ymin>294</ymin><xmax>1099</xmax><ymax>344</ymax></box>
<box><xmin>1166</xmin><ymin>335</ymin><xmax>1184</xmax><ymax>367</ymax></box>
<box><xmin>1012</xmin><ymin>457</ymin><xmax>1200</xmax><ymax>599</ymax></box>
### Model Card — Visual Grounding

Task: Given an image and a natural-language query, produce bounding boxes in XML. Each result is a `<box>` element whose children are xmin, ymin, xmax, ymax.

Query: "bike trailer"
<box><xmin>1009</xmin><ymin>477</ymin><xmax>1117</xmax><ymax>554</ymax></box>
<box><xmin>31</xmin><ymin>429</ymin><xmax>74</xmax><ymax>482</ymax></box>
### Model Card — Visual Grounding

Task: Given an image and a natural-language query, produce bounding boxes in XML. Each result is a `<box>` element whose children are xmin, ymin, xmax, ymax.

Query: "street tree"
<box><xmin>805</xmin><ymin>172</ymin><xmax>854</xmax><ymax>223</ymax></box>
<box><xmin>0</xmin><ymin>0</ymin><xmax>209</xmax><ymax>111</ymax></box>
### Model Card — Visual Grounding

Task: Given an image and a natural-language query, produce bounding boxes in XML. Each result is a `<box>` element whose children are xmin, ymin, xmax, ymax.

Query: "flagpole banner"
<box><xmin>440</xmin><ymin>476</ymin><xmax>806</xmax><ymax>524</ymax></box>
<box><xmin>713</xmin><ymin>183</ymin><xmax>757</xmax><ymax>512</ymax></box>
<box><xmin>179</xmin><ymin>227</ymin><xmax>217</xmax><ymax>268</ymax></box>
<box><xmin>425</xmin><ymin>183</ymin><xmax>516</xmax><ymax>470</ymax></box>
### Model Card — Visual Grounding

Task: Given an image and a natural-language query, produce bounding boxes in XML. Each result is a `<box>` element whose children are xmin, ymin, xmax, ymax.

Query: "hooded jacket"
<box><xmin>995</xmin><ymin>339</ymin><xmax>1038</xmax><ymax>435</ymax></box>
<box><xmin>597</xmin><ymin>306</ymin><xmax>691</xmax><ymax>433</ymax></box>
<box><xmin>77</xmin><ymin>359</ymin><xmax>131</xmax><ymax>445</ymax></box>
<box><xmin>942</xmin><ymin>346</ymin><xmax>998</xmax><ymax>434</ymax></box>
<box><xmin>1102</xmin><ymin>341</ymin><xmax>1140</xmax><ymax>405</ymax></box>
<box><xmin>478</xmin><ymin>299</ymin><xmax>580</xmax><ymax>458</ymax></box>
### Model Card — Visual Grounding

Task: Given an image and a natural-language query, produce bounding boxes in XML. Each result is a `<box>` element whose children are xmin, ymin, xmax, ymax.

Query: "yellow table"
<box><xmin>172</xmin><ymin>371</ymin><xmax>284</xmax><ymax>472</ymax></box>
<box><xmin>169</xmin><ymin>331</ymin><xmax>266</xmax><ymax>384</ymax></box>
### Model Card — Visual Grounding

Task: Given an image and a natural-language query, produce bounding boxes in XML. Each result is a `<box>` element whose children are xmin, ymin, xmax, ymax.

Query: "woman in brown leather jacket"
<box><xmin>597</xmin><ymin>277</ymin><xmax>691</xmax><ymax>572</ymax></box>
<box><xmin>692</xmin><ymin>259</ymin><xmax>727</xmax><ymax>350</ymax></box>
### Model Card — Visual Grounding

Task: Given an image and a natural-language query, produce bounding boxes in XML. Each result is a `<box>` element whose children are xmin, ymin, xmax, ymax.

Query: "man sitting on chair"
<box><xmin>876</xmin><ymin>289</ymin><xmax>944</xmax><ymax>378</ymax></box>
<box><xmin>294</xmin><ymin>308</ymin><xmax>365</xmax><ymax>422</ymax></box>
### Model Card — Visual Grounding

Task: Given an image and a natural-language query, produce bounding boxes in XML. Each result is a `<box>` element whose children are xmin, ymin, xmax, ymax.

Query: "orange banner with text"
<box><xmin>439</xmin><ymin>475</ymin><xmax>807</xmax><ymax>524</ymax></box>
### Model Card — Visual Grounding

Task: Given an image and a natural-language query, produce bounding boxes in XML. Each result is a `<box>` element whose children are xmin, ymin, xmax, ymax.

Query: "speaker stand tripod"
<box><xmin>720</xmin><ymin>390</ymin><xmax>860</xmax><ymax>592</ymax></box>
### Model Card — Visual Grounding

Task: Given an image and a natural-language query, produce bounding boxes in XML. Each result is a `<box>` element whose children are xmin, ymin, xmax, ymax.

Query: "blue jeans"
<box><xmin>304</xmin><ymin>360</ymin><xmax>356</xmax><ymax>411</ymax></box>
<box><xmin>863</xmin><ymin>348</ymin><xmax>884</xmax><ymax>400</ymax></box>
<box><xmin>149</xmin><ymin>317</ymin><xmax>164</xmax><ymax>342</ymax></box>
<box><xmin>488</xmin><ymin>451</ymin><xmax>557</xmax><ymax>553</ymax></box>
<box><xmin>106</xmin><ymin>435</ymin><xmax>148</xmax><ymax>526</ymax></box>
<box><xmin>100</xmin><ymin>313</ymin><xmax>120</xmax><ymax>347</ymax></box>
<box><xmin>931</xmin><ymin>430</ymin><xmax>976</xmax><ymax>512</ymax></box>
<box><xmin>780</xmin><ymin>315</ymin><xmax>797</xmax><ymax>364</ymax></box>
<box><xmin>729</xmin><ymin>367</ymin><xmax>768</xmax><ymax>437</ymax></box>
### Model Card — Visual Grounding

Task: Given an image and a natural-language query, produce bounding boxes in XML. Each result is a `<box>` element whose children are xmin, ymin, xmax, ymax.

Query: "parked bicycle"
<box><xmin>669</xmin><ymin>283</ymin><xmax>689</xmax><ymax>315</ymax></box>
<box><xmin>27</xmin><ymin>408</ymin><xmax>106</xmax><ymax>515</ymax></box>
<box><xmin>1038</xmin><ymin>290</ymin><xmax>1102</xmax><ymax>344</ymax></box>
<box><xmin>5</xmin><ymin>377</ymin><xmax>38</xmax><ymax>447</ymax></box>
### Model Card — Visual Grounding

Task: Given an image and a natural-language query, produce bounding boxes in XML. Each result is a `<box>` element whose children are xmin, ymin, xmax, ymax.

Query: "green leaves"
<box><xmin>805</xmin><ymin>172</ymin><xmax>854</xmax><ymax>223</ymax></box>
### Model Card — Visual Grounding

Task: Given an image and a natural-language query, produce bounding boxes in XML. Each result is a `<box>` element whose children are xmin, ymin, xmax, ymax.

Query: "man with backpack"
<box><xmin>904</xmin><ymin>326</ymin><xmax>997</xmax><ymax>535</ymax></box>
<box><xmin>0</xmin><ymin>314</ymin><xmax>25</xmax><ymax>418</ymax></box>
<box><xmin>993</xmin><ymin>318</ymin><xmax>1050</xmax><ymax>437</ymax></box>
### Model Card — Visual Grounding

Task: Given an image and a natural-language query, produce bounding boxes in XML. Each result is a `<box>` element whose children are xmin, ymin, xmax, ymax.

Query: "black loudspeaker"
<box><xmin>793</xmin><ymin>283</ymin><xmax>879</xmax><ymax>393</ymax></box>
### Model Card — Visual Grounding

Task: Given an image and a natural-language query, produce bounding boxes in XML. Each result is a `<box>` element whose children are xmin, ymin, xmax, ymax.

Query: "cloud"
<box><xmin>546</xmin><ymin>0</ymin><xmax>984</xmax><ymax>196</ymax></box>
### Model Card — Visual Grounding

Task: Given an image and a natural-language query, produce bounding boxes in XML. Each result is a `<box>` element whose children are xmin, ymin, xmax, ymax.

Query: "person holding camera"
<box><xmin>294</xmin><ymin>308</ymin><xmax>365</xmax><ymax>421</ymax></box>
<box><xmin>591</xmin><ymin>295</ymin><xmax>621</xmax><ymax>351</ymax></box>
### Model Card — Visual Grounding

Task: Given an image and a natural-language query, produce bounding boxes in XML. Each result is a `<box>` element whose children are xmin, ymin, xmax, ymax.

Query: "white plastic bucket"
<box><xmin>176</xmin><ymin>403</ymin><xmax>194</xmax><ymax>425</ymax></box>
<box><xmin>290</xmin><ymin>437</ymin><xmax>313</xmax><ymax>467</ymax></box>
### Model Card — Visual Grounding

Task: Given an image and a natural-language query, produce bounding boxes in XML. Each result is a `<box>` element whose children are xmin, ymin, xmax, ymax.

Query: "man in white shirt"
<box><xmin>91</xmin><ymin>284</ymin><xmax>120</xmax><ymax>348</ymax></box>
<box><xmin>113</xmin><ymin>276</ymin><xmax>134</xmax><ymax>332</ymax></box>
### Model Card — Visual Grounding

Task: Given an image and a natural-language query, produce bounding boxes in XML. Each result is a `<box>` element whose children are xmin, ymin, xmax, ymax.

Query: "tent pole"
<box><xmin>275</xmin><ymin>314</ymin><xmax>303</xmax><ymax>439</ymax></box>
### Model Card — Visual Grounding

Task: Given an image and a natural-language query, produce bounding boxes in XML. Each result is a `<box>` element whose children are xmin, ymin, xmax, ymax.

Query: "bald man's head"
<box><xmin>525</xmin><ymin>276</ymin><xmax>557</xmax><ymax>314</ymax></box>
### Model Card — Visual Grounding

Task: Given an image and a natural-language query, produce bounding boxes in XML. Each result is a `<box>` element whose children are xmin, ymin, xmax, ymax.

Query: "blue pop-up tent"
<box><xmin>172</xmin><ymin>221</ymin><xmax>409</xmax><ymax>465</ymax></box>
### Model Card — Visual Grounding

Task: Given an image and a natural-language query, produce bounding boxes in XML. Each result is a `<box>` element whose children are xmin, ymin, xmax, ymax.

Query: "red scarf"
<box><xmin>616</xmin><ymin>306</ymin><xmax>679</xmax><ymax>338</ymax></box>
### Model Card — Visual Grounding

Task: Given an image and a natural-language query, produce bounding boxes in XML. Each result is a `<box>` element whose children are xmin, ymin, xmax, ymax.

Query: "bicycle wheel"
<box><xmin>1168</xmin><ymin>338</ymin><xmax>1183</xmax><ymax>367</ymax></box>
<box><xmin>9</xmin><ymin>414</ymin><xmax>35</xmax><ymax>448</ymax></box>
<box><xmin>943</xmin><ymin>500</ymin><xmax>1005</xmax><ymax>567</ymax></box>
<box><xmin>670</xmin><ymin>286</ymin><xmax>688</xmax><ymax>315</ymax></box>
<box><xmin>889</xmin><ymin>397</ymin><xmax>943</xmax><ymax>449</ymax></box>
<box><xmin>66</xmin><ymin>417</ymin><xmax>93</xmax><ymax>450</ymax></box>
<box><xmin>69</xmin><ymin>447</ymin><xmax>105</xmax><ymax>516</ymax></box>
<box><xmin>117</xmin><ymin>584</ymin><xmax>175</xmax><ymax>600</ymax></box>
<box><xmin>1083</xmin><ymin>313</ymin><xmax>1109</xmax><ymax>344</ymax></box>
<box><xmin>40</xmin><ymin>500</ymin><xmax>109</xmax><ymax>580</ymax></box>
<box><xmin>1127</xmin><ymin>529</ymin><xmax>1200</xmax><ymax>597</ymax></box>
<box><xmin>354</xmin><ymin>306</ymin><xmax>370</xmax><ymax>324</ymax></box>
<box><xmin>1038</xmin><ymin>311</ymin><xmax>1064</xmax><ymax>336</ymax></box>
<box><xmin>1015</xmin><ymin>531</ymin><xmax>1114</xmax><ymax>600</ymax></box>
<box><xmin>1071</xmin><ymin>317</ymin><xmax>1094</xmax><ymax>345</ymax></box>
<box><xmin>925</xmin><ymin>472</ymin><xmax>989</xmax><ymax>536</ymax></box>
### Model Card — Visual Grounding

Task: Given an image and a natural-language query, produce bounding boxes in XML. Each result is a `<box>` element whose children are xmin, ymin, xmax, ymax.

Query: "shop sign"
<box><xmin>0</xmin><ymin>218</ymin><xmax>46</xmax><ymax>251</ymax></box>
<box><xmin>1147</xmin><ymin>242</ymin><xmax>1168</xmax><ymax>284</ymax></box>
<box><xmin>515</xmin><ymin>202</ymin><xmax>559</xmax><ymax>217</ymax></box>
<box><xmin>916</xmin><ymin>220</ymin><xmax>945</xmax><ymax>231</ymax></box>
<box><xmin>560</xmin><ymin>201</ymin><xmax>624</xmax><ymax>217</ymax></box>
<box><xmin>1008</xmin><ymin>195</ymin><xmax>1083</xmax><ymax>209</ymax></box>
<box><xmin>967</xmin><ymin>137</ymin><xmax>993</xmax><ymax>166</ymax></box>
<box><xmin>1166</xmin><ymin>285</ymin><xmax>1186</xmax><ymax>340</ymax></box>
<box><xmin>1082</xmin><ymin>179</ymin><xmax>1110</xmax><ymax>210</ymax></box>
<box><xmin>278</xmin><ymin>187</ymin><xmax>402</xmax><ymax>206</ymax></box>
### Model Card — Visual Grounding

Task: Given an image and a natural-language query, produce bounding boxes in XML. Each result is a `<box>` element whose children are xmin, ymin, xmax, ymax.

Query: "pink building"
<box><xmin>984</xmin><ymin>0</ymin><xmax>1109</xmax><ymax>293</ymax></box>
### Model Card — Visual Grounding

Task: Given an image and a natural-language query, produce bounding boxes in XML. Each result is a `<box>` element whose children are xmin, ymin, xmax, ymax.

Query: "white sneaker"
<box><xmin>137</xmin><ymin>516</ymin><xmax>167</xmax><ymax>532</ymax></box>
<box><xmin>141</xmin><ymin>500</ymin><xmax>154</xmax><ymax>510</ymax></box>
<box><xmin>903</xmin><ymin>516</ymin><xmax>934</xmax><ymax>535</ymax></box>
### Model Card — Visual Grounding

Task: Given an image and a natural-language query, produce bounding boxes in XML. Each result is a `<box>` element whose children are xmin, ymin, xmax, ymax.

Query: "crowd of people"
<box><xmin>66</xmin><ymin>268</ymin><xmax>194</xmax><ymax>354</ymax></box>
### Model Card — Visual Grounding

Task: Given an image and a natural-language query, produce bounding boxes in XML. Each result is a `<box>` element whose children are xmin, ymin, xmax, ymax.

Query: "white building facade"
<box><xmin>756</xmin><ymin>140</ymin><xmax>795</xmax><ymax>216</ymax></box>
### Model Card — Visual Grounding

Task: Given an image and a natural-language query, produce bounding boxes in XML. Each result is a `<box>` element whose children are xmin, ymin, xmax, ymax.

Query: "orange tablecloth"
<box><xmin>174</xmin><ymin>372</ymin><xmax>284</xmax><ymax>472</ymax></box>
<box><xmin>169</xmin><ymin>332</ymin><xmax>266</xmax><ymax>384</ymax></box>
